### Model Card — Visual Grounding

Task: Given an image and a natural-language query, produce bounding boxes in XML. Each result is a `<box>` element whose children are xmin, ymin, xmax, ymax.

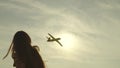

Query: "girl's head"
<box><xmin>3</xmin><ymin>31</ymin><xmax>32</xmax><ymax>59</ymax></box>
<box><xmin>13</xmin><ymin>31</ymin><xmax>31</xmax><ymax>46</ymax></box>
<box><xmin>12</xmin><ymin>31</ymin><xmax>32</xmax><ymax>57</ymax></box>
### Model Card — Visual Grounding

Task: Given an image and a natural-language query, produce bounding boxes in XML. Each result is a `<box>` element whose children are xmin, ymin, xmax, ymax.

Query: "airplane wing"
<box><xmin>48</xmin><ymin>33</ymin><xmax>63</xmax><ymax>47</ymax></box>
<box><xmin>48</xmin><ymin>33</ymin><xmax>56</xmax><ymax>39</ymax></box>
<box><xmin>56</xmin><ymin>40</ymin><xmax>63</xmax><ymax>47</ymax></box>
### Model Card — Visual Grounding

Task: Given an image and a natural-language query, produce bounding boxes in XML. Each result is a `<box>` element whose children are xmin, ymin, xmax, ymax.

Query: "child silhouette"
<box><xmin>3</xmin><ymin>31</ymin><xmax>45</xmax><ymax>68</ymax></box>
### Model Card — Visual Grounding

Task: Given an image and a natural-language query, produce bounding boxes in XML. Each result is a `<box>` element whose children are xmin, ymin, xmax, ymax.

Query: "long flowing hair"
<box><xmin>3</xmin><ymin>31</ymin><xmax>45</xmax><ymax>68</ymax></box>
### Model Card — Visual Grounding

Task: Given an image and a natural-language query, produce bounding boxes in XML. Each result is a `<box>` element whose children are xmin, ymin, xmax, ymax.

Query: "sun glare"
<box><xmin>58</xmin><ymin>33</ymin><xmax>78</xmax><ymax>50</ymax></box>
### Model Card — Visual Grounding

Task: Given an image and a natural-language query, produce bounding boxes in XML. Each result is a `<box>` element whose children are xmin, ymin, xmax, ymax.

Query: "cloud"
<box><xmin>97</xmin><ymin>2</ymin><xmax>114</xmax><ymax>9</ymax></box>
<box><xmin>1</xmin><ymin>0</ymin><xmax>120</xmax><ymax>68</ymax></box>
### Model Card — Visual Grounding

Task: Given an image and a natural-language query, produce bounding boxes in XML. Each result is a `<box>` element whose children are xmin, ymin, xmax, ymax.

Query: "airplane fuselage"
<box><xmin>47</xmin><ymin>38</ymin><xmax>61</xmax><ymax>42</ymax></box>
<box><xmin>47</xmin><ymin>33</ymin><xmax>63</xmax><ymax>46</ymax></box>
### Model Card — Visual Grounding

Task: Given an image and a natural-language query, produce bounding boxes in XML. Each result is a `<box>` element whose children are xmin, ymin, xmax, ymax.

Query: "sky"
<box><xmin>0</xmin><ymin>0</ymin><xmax>120</xmax><ymax>68</ymax></box>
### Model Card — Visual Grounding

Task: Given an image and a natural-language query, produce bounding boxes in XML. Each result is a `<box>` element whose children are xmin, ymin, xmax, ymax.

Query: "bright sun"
<box><xmin>57</xmin><ymin>33</ymin><xmax>78</xmax><ymax>50</ymax></box>
<box><xmin>56</xmin><ymin>32</ymin><xmax>82</xmax><ymax>59</ymax></box>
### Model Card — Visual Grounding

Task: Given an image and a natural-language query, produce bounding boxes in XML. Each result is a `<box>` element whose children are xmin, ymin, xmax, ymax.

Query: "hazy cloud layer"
<box><xmin>0</xmin><ymin>0</ymin><xmax>120</xmax><ymax>68</ymax></box>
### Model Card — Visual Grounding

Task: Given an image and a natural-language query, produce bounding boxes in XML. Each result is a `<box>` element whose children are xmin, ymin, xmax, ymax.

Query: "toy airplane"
<box><xmin>47</xmin><ymin>33</ymin><xmax>63</xmax><ymax>47</ymax></box>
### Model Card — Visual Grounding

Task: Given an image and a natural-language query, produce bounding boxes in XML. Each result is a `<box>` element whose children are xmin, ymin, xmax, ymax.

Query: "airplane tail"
<box><xmin>46</xmin><ymin>36</ymin><xmax>51</xmax><ymax>42</ymax></box>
